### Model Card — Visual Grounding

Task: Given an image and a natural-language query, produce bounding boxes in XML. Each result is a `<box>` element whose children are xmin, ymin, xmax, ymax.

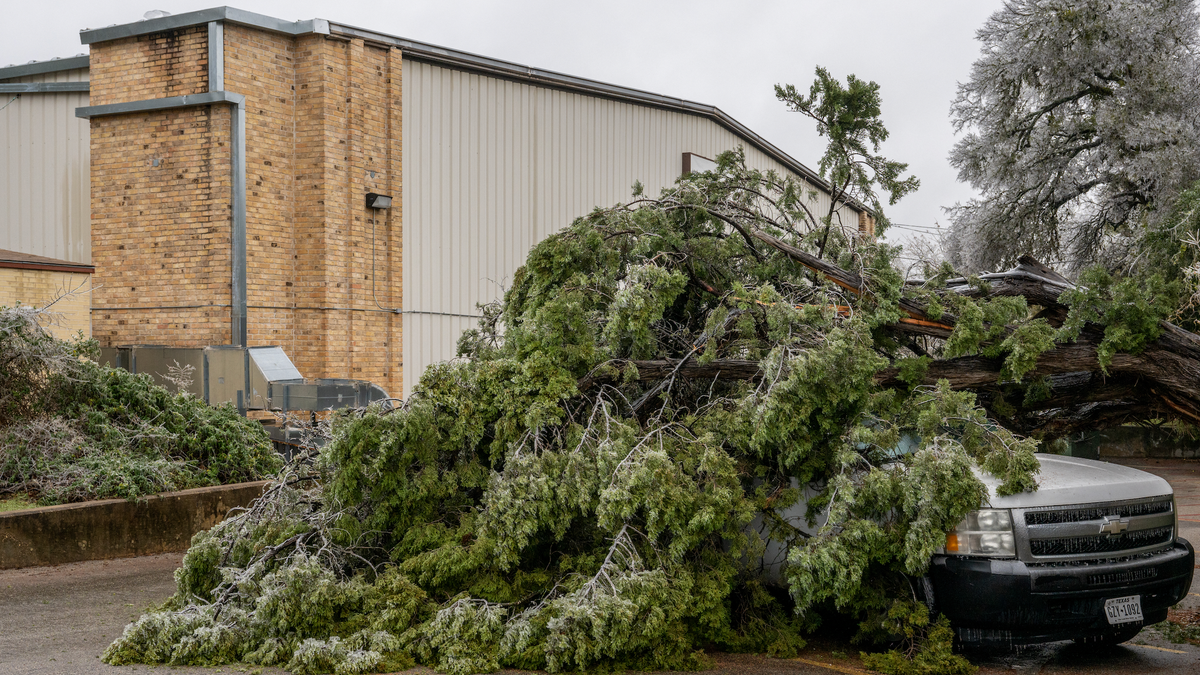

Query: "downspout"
<box><xmin>76</xmin><ymin>21</ymin><xmax>247</xmax><ymax>347</ymax></box>
<box><xmin>210</xmin><ymin>21</ymin><xmax>248</xmax><ymax>348</ymax></box>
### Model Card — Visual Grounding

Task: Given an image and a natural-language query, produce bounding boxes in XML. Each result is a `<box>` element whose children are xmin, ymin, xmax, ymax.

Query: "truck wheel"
<box><xmin>1073</xmin><ymin>625</ymin><xmax>1143</xmax><ymax>645</ymax></box>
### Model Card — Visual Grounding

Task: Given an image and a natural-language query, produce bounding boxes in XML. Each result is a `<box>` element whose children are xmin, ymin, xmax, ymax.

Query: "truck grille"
<box><xmin>1024</xmin><ymin>499</ymin><xmax>1172</xmax><ymax>525</ymax></box>
<box><xmin>1030</xmin><ymin>526</ymin><xmax>1174</xmax><ymax>556</ymax></box>
<box><xmin>1021</xmin><ymin>496</ymin><xmax>1175</xmax><ymax>561</ymax></box>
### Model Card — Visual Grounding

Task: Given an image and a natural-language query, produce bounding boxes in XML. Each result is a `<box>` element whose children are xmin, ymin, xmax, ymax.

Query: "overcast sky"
<box><xmin>1</xmin><ymin>0</ymin><xmax>1006</xmax><ymax>255</ymax></box>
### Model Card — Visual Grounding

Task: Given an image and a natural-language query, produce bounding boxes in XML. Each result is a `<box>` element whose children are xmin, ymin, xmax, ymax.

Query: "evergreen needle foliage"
<box><xmin>101</xmin><ymin>148</ymin><xmax>1083</xmax><ymax>674</ymax></box>
<box><xmin>0</xmin><ymin>305</ymin><xmax>281</xmax><ymax>504</ymax></box>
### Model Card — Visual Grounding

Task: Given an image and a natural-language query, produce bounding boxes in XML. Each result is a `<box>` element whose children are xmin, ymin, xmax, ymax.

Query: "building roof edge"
<box><xmin>79</xmin><ymin>7</ymin><xmax>326</xmax><ymax>45</ymax></box>
<box><xmin>0</xmin><ymin>249</ymin><xmax>94</xmax><ymax>273</ymax></box>
<box><xmin>0</xmin><ymin>55</ymin><xmax>89</xmax><ymax>81</ymax></box>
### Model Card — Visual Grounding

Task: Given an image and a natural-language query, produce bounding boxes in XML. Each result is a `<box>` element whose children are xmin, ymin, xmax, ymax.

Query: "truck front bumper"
<box><xmin>929</xmin><ymin>538</ymin><xmax>1194</xmax><ymax>646</ymax></box>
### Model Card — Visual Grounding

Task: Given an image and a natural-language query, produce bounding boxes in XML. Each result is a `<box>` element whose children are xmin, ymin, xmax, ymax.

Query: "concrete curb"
<box><xmin>0</xmin><ymin>481</ymin><xmax>269</xmax><ymax>569</ymax></box>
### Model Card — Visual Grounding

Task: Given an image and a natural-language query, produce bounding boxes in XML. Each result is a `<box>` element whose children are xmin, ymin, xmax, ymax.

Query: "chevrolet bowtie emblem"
<box><xmin>1100</xmin><ymin>517</ymin><xmax>1129</xmax><ymax>535</ymax></box>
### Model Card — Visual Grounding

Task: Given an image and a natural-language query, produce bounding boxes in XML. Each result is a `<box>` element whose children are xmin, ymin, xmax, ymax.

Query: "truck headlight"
<box><xmin>944</xmin><ymin>509</ymin><xmax>1015</xmax><ymax>558</ymax></box>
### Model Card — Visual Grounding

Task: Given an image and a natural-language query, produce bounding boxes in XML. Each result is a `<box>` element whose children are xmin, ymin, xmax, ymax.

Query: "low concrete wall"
<box><xmin>0</xmin><ymin>481</ymin><xmax>269</xmax><ymax>569</ymax></box>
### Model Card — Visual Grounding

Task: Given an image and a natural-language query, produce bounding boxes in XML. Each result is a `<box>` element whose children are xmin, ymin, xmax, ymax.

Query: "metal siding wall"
<box><xmin>401</xmin><ymin>60</ymin><xmax>856</xmax><ymax>395</ymax></box>
<box><xmin>0</xmin><ymin>68</ymin><xmax>91</xmax><ymax>264</ymax></box>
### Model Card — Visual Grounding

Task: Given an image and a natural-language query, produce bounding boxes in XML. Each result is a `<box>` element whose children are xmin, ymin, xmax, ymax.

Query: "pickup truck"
<box><xmin>929</xmin><ymin>454</ymin><xmax>1194</xmax><ymax>646</ymax></box>
<box><xmin>761</xmin><ymin>453</ymin><xmax>1194</xmax><ymax>646</ymax></box>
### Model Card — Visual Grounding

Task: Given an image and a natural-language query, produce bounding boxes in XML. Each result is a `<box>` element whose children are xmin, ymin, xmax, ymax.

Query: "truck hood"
<box><xmin>982</xmin><ymin>454</ymin><xmax>1172</xmax><ymax>508</ymax></box>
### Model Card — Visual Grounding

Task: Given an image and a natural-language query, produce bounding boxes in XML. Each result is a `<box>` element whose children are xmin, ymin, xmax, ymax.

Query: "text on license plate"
<box><xmin>1104</xmin><ymin>595</ymin><xmax>1143</xmax><ymax>625</ymax></box>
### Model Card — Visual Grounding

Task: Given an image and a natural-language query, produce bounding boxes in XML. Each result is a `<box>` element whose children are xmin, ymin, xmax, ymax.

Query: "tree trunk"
<box><xmin>580</xmin><ymin>253</ymin><xmax>1200</xmax><ymax>437</ymax></box>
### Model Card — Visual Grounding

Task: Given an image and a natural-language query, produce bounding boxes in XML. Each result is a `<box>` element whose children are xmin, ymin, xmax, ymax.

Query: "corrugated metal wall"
<box><xmin>401</xmin><ymin>60</ymin><xmax>857</xmax><ymax>395</ymax></box>
<box><xmin>0</xmin><ymin>68</ymin><xmax>91</xmax><ymax>264</ymax></box>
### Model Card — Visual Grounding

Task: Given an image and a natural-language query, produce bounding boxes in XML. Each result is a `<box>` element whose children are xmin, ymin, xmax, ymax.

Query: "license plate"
<box><xmin>1104</xmin><ymin>595</ymin><xmax>1143</xmax><ymax>625</ymax></box>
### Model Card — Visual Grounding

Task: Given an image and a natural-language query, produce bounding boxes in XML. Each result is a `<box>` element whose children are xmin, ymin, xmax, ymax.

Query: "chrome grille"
<box><xmin>1029</xmin><ymin>526</ymin><xmax>1173</xmax><ymax>556</ymax></box>
<box><xmin>1024</xmin><ymin>499</ymin><xmax>1172</xmax><ymax>525</ymax></box>
<box><xmin>1019</xmin><ymin>496</ymin><xmax>1176</xmax><ymax>562</ymax></box>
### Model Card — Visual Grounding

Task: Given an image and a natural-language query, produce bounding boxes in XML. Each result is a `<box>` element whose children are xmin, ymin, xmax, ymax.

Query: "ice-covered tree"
<box><xmin>946</xmin><ymin>0</ymin><xmax>1200</xmax><ymax>274</ymax></box>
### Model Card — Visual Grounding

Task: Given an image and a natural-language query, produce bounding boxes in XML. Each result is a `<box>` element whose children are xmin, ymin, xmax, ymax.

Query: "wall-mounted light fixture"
<box><xmin>366</xmin><ymin>192</ymin><xmax>399</xmax><ymax>313</ymax></box>
<box><xmin>365</xmin><ymin>192</ymin><xmax>392</xmax><ymax>209</ymax></box>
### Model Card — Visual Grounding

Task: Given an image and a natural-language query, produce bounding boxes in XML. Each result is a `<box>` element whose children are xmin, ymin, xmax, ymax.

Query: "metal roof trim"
<box><xmin>0</xmin><ymin>261</ymin><xmax>95</xmax><ymax>274</ymax></box>
<box><xmin>0</xmin><ymin>82</ymin><xmax>90</xmax><ymax>93</ymax></box>
<box><xmin>75</xmin><ymin>90</ymin><xmax>245</xmax><ymax>119</ymax></box>
<box><xmin>0</xmin><ymin>55</ymin><xmax>89</xmax><ymax>82</ymax></box>
<box><xmin>79</xmin><ymin>6</ymin><xmax>328</xmax><ymax>45</ymax></box>
<box><xmin>0</xmin><ymin>248</ymin><xmax>95</xmax><ymax>273</ymax></box>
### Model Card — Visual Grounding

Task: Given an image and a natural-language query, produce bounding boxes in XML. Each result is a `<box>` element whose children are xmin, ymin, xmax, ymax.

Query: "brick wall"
<box><xmin>89</xmin><ymin>23</ymin><xmax>403</xmax><ymax>396</ymax></box>
<box><xmin>90</xmin><ymin>103</ymin><xmax>232</xmax><ymax>347</ymax></box>
<box><xmin>0</xmin><ymin>268</ymin><xmax>92</xmax><ymax>340</ymax></box>
<box><xmin>223</xmin><ymin>25</ymin><xmax>298</xmax><ymax>358</ymax></box>
<box><xmin>858</xmin><ymin>211</ymin><xmax>876</xmax><ymax>238</ymax></box>
<box><xmin>286</xmin><ymin>36</ymin><xmax>402</xmax><ymax>393</ymax></box>
<box><xmin>88</xmin><ymin>27</ymin><xmax>209</xmax><ymax>106</ymax></box>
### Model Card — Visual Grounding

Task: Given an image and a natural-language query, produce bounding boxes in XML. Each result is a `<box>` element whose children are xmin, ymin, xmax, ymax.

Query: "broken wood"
<box><xmin>579</xmin><ymin>250</ymin><xmax>1200</xmax><ymax>437</ymax></box>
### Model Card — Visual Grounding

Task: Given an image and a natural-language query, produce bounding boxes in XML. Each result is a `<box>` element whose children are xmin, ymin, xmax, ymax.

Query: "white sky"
<box><xmin>1</xmin><ymin>0</ymin><xmax>1006</xmax><ymax>257</ymax></box>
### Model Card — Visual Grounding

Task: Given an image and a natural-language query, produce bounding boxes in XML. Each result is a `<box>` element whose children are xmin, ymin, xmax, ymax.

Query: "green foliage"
<box><xmin>1154</xmin><ymin>617</ymin><xmax>1200</xmax><ymax>645</ymax></box>
<box><xmin>0</xmin><ymin>306</ymin><xmax>280</xmax><ymax>504</ymax></box>
<box><xmin>0</xmin><ymin>493</ymin><xmax>35</xmax><ymax>513</ymax></box>
<box><xmin>409</xmin><ymin>598</ymin><xmax>507</xmax><ymax>675</ymax></box>
<box><xmin>100</xmin><ymin>96</ymin><xmax>1071</xmax><ymax>674</ymax></box>
<box><xmin>106</xmin><ymin>482</ymin><xmax>434</xmax><ymax>673</ymax></box>
<box><xmin>1138</xmin><ymin>181</ymin><xmax>1200</xmax><ymax>281</ymax></box>
<box><xmin>860</xmin><ymin>602</ymin><xmax>976</xmax><ymax>675</ymax></box>
<box><xmin>1057</xmin><ymin>267</ymin><xmax>1181</xmax><ymax>371</ymax></box>
<box><xmin>895</xmin><ymin>356</ymin><xmax>931</xmax><ymax>388</ymax></box>
<box><xmin>775</xmin><ymin>67</ymin><xmax>920</xmax><ymax>239</ymax></box>
<box><xmin>785</xmin><ymin>380</ymin><xmax>1036</xmax><ymax>631</ymax></box>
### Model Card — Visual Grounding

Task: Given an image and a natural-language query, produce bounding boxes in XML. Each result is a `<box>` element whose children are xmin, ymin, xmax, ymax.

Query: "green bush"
<box><xmin>0</xmin><ymin>305</ymin><xmax>281</xmax><ymax>504</ymax></box>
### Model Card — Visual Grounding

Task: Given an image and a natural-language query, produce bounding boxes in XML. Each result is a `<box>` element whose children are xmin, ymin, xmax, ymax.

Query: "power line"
<box><xmin>890</xmin><ymin>223</ymin><xmax>945</xmax><ymax>233</ymax></box>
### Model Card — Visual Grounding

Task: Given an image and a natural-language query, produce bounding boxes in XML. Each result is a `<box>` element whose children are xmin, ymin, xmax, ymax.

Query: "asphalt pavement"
<box><xmin>0</xmin><ymin>552</ymin><xmax>290</xmax><ymax>675</ymax></box>
<box><xmin>4</xmin><ymin>458</ymin><xmax>1200</xmax><ymax>674</ymax></box>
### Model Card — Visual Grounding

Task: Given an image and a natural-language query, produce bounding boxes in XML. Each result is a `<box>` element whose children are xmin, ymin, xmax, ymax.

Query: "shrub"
<box><xmin>0</xmin><ymin>305</ymin><xmax>281</xmax><ymax>504</ymax></box>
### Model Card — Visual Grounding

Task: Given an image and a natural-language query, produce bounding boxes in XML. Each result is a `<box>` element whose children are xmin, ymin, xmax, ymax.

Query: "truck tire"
<box><xmin>1073</xmin><ymin>624</ymin><xmax>1143</xmax><ymax>646</ymax></box>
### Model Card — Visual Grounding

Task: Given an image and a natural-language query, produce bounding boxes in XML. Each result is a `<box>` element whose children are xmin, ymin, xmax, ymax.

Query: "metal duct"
<box><xmin>95</xmin><ymin>344</ymin><xmax>391</xmax><ymax>413</ymax></box>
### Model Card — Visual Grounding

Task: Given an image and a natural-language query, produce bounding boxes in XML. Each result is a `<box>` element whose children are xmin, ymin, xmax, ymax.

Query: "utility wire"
<box><xmin>890</xmin><ymin>223</ymin><xmax>945</xmax><ymax>233</ymax></box>
<box><xmin>0</xmin><ymin>95</ymin><xmax>19</xmax><ymax>112</ymax></box>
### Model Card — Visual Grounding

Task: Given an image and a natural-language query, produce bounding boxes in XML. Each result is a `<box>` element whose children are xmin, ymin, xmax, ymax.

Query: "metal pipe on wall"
<box><xmin>230</xmin><ymin>97</ymin><xmax>247</xmax><ymax>347</ymax></box>
<box><xmin>208</xmin><ymin>20</ymin><xmax>247</xmax><ymax>348</ymax></box>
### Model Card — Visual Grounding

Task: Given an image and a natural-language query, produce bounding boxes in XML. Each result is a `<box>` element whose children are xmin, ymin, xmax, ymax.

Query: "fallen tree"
<box><xmin>102</xmin><ymin>152</ymin><xmax>1195</xmax><ymax>675</ymax></box>
<box><xmin>592</xmin><ymin>253</ymin><xmax>1200</xmax><ymax>438</ymax></box>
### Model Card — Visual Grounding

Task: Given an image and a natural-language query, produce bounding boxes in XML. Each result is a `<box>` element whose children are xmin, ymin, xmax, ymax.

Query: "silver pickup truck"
<box><xmin>929</xmin><ymin>454</ymin><xmax>1194</xmax><ymax>646</ymax></box>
